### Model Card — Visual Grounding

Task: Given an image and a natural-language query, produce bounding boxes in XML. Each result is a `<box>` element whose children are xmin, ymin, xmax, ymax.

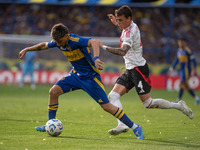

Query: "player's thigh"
<box><xmin>81</xmin><ymin>76</ymin><xmax>109</xmax><ymax>105</ymax></box>
<box><xmin>29</xmin><ymin>65</ymin><xmax>34</xmax><ymax>75</ymax></box>
<box><xmin>23</xmin><ymin>64</ymin><xmax>29</xmax><ymax>75</ymax></box>
<box><xmin>115</xmin><ymin>70</ymin><xmax>135</xmax><ymax>93</ymax></box>
<box><xmin>131</xmin><ymin>64</ymin><xmax>151</xmax><ymax>95</ymax></box>
<box><xmin>55</xmin><ymin>73</ymin><xmax>81</xmax><ymax>93</ymax></box>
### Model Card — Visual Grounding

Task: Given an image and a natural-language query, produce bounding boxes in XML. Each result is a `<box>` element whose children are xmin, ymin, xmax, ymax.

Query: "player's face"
<box><xmin>56</xmin><ymin>34</ymin><xmax>69</xmax><ymax>47</ymax></box>
<box><xmin>178</xmin><ymin>40</ymin><xmax>186</xmax><ymax>49</ymax></box>
<box><xmin>116</xmin><ymin>15</ymin><xmax>131</xmax><ymax>30</ymax></box>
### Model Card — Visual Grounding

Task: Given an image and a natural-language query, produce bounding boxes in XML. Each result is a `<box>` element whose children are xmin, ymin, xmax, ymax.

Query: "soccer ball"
<box><xmin>45</xmin><ymin>119</ymin><xmax>63</xmax><ymax>136</ymax></box>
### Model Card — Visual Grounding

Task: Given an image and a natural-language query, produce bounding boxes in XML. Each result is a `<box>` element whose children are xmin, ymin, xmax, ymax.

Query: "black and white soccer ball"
<box><xmin>45</xmin><ymin>119</ymin><xmax>63</xmax><ymax>136</ymax></box>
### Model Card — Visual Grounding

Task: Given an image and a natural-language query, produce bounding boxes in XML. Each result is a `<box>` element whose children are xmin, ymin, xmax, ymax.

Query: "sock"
<box><xmin>188</xmin><ymin>89</ymin><xmax>195</xmax><ymax>97</ymax></box>
<box><xmin>178</xmin><ymin>88</ymin><xmax>184</xmax><ymax>100</ymax></box>
<box><xmin>143</xmin><ymin>97</ymin><xmax>182</xmax><ymax>110</ymax></box>
<box><xmin>108</xmin><ymin>91</ymin><xmax>122</xmax><ymax>109</ymax></box>
<box><xmin>113</xmin><ymin>108</ymin><xmax>133</xmax><ymax>128</ymax></box>
<box><xmin>195</xmin><ymin>95</ymin><xmax>199</xmax><ymax>100</ymax></box>
<box><xmin>48</xmin><ymin>104</ymin><xmax>58</xmax><ymax>120</ymax></box>
<box><xmin>109</xmin><ymin>91</ymin><xmax>127</xmax><ymax>126</ymax></box>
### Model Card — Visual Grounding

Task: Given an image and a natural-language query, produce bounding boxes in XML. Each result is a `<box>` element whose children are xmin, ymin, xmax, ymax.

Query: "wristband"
<box><xmin>93</xmin><ymin>56</ymin><xmax>99</xmax><ymax>61</ymax></box>
<box><xmin>102</xmin><ymin>45</ymin><xmax>108</xmax><ymax>51</ymax></box>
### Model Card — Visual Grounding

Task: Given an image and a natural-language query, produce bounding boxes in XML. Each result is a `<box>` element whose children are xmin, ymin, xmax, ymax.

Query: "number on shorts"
<box><xmin>138</xmin><ymin>81</ymin><xmax>145</xmax><ymax>93</ymax></box>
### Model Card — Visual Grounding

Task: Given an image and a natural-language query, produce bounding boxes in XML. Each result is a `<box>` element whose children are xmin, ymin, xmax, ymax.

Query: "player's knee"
<box><xmin>49</xmin><ymin>86</ymin><xmax>62</xmax><ymax>97</ymax></box>
<box><xmin>143</xmin><ymin>97</ymin><xmax>154</xmax><ymax>109</ymax></box>
<box><xmin>49</xmin><ymin>88</ymin><xmax>56</xmax><ymax>97</ymax></box>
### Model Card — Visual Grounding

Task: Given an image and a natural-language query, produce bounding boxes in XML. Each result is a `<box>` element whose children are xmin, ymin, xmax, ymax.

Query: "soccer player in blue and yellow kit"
<box><xmin>19</xmin><ymin>51</ymin><xmax>37</xmax><ymax>89</ymax></box>
<box><xmin>19</xmin><ymin>23</ymin><xmax>144</xmax><ymax>139</ymax></box>
<box><xmin>170</xmin><ymin>38</ymin><xmax>200</xmax><ymax>105</ymax></box>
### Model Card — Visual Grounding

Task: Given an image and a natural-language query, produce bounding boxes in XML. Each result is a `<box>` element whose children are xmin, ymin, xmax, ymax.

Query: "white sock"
<box><xmin>195</xmin><ymin>96</ymin><xmax>199</xmax><ymax>100</ymax></box>
<box><xmin>108</xmin><ymin>91</ymin><xmax>127</xmax><ymax>126</ymax></box>
<box><xmin>108</xmin><ymin>91</ymin><xmax>122</xmax><ymax>108</ymax></box>
<box><xmin>143</xmin><ymin>97</ymin><xmax>182</xmax><ymax>110</ymax></box>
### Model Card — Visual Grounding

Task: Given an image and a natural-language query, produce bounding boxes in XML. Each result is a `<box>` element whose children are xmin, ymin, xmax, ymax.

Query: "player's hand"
<box><xmin>107</xmin><ymin>14</ymin><xmax>118</xmax><ymax>26</ymax></box>
<box><xmin>19</xmin><ymin>49</ymin><xmax>28</xmax><ymax>60</ymax></box>
<box><xmin>191</xmin><ymin>69</ymin><xmax>197</xmax><ymax>76</ymax></box>
<box><xmin>95</xmin><ymin>59</ymin><xmax>104</xmax><ymax>70</ymax></box>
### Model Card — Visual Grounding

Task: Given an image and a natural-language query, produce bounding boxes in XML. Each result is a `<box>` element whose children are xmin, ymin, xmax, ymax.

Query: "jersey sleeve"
<box><xmin>77</xmin><ymin>36</ymin><xmax>90</xmax><ymax>47</ymax></box>
<box><xmin>185</xmin><ymin>49</ymin><xmax>197</xmax><ymax>68</ymax></box>
<box><xmin>187</xmin><ymin>50</ymin><xmax>197</xmax><ymax>69</ymax></box>
<box><xmin>172</xmin><ymin>56</ymin><xmax>179</xmax><ymax>69</ymax></box>
<box><xmin>47</xmin><ymin>40</ymin><xmax>57</xmax><ymax>48</ymax></box>
<box><xmin>122</xmin><ymin>32</ymin><xmax>132</xmax><ymax>47</ymax></box>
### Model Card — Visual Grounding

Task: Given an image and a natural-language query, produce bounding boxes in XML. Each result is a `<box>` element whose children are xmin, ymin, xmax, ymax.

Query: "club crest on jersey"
<box><xmin>66</xmin><ymin>46</ymin><xmax>72</xmax><ymax>51</ymax></box>
<box><xmin>60</xmin><ymin>77</ymin><xmax>65</xmax><ymax>81</ymax></box>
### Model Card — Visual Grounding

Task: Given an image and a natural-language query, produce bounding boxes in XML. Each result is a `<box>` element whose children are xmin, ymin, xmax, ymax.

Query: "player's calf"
<box><xmin>143</xmin><ymin>97</ymin><xmax>159</xmax><ymax>108</ymax></box>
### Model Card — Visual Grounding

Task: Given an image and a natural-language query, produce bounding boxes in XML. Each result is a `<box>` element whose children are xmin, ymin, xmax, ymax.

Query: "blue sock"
<box><xmin>48</xmin><ymin>104</ymin><xmax>58</xmax><ymax>120</ymax></box>
<box><xmin>113</xmin><ymin>108</ymin><xmax>133</xmax><ymax>128</ymax></box>
<box><xmin>178</xmin><ymin>88</ymin><xmax>184</xmax><ymax>100</ymax></box>
<box><xmin>188</xmin><ymin>89</ymin><xmax>195</xmax><ymax>97</ymax></box>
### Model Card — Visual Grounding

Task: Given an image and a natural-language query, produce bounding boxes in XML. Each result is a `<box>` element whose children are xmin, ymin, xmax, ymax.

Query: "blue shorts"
<box><xmin>55</xmin><ymin>71</ymin><xmax>109</xmax><ymax>105</ymax></box>
<box><xmin>180</xmin><ymin>69</ymin><xmax>189</xmax><ymax>83</ymax></box>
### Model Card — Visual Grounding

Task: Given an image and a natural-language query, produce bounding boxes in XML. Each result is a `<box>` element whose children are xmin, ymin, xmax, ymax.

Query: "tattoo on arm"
<box><xmin>106</xmin><ymin>45</ymin><xmax>130</xmax><ymax>56</ymax></box>
<box><xmin>30</xmin><ymin>42</ymin><xmax>48</xmax><ymax>51</ymax></box>
<box><xmin>35</xmin><ymin>45</ymin><xmax>42</xmax><ymax>51</ymax></box>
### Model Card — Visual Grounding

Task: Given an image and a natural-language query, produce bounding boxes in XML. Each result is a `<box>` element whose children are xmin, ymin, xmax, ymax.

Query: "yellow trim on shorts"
<box><xmin>93</xmin><ymin>77</ymin><xmax>105</xmax><ymax>91</ymax></box>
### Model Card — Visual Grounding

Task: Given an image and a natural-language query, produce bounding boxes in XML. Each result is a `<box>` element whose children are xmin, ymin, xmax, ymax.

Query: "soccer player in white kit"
<box><xmin>100</xmin><ymin>5</ymin><xmax>193</xmax><ymax>136</ymax></box>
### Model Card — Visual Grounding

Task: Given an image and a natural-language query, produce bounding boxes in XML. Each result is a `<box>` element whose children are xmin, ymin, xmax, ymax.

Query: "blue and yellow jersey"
<box><xmin>172</xmin><ymin>48</ymin><xmax>197</xmax><ymax>78</ymax></box>
<box><xmin>47</xmin><ymin>33</ymin><xmax>100</xmax><ymax>78</ymax></box>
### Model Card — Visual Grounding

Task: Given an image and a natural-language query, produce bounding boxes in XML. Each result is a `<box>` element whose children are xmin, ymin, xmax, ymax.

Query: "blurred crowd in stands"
<box><xmin>0</xmin><ymin>4</ymin><xmax>200</xmax><ymax>66</ymax></box>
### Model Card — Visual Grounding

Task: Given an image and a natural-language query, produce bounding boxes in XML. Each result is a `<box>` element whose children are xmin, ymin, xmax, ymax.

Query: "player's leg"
<box><xmin>175</xmin><ymin>74</ymin><xmax>186</xmax><ymax>103</ymax></box>
<box><xmin>176</xmin><ymin>86</ymin><xmax>184</xmax><ymax>103</ymax></box>
<box><xmin>176</xmin><ymin>69</ymin><xmax>188</xmax><ymax>103</ymax></box>
<box><xmin>48</xmin><ymin>85</ymin><xmax>63</xmax><ymax>119</ymax></box>
<box><xmin>134</xmin><ymin>63</ymin><xmax>193</xmax><ymax>119</ymax></box>
<box><xmin>82</xmin><ymin>75</ymin><xmax>144</xmax><ymax>139</ymax></box>
<box><xmin>107</xmin><ymin>84</ymin><xmax>129</xmax><ymax>135</ymax></box>
<box><xmin>29</xmin><ymin>64</ymin><xmax>36</xmax><ymax>89</ymax></box>
<box><xmin>19</xmin><ymin>64</ymin><xmax>28</xmax><ymax>87</ymax></box>
<box><xmin>140</xmin><ymin>93</ymin><xmax>193</xmax><ymax>119</ymax></box>
<box><xmin>101</xmin><ymin>103</ymin><xmax>144</xmax><ymax>139</ymax></box>
<box><xmin>35</xmin><ymin>72</ymin><xmax>80</xmax><ymax>132</ymax></box>
<box><xmin>35</xmin><ymin>85</ymin><xmax>64</xmax><ymax>132</ymax></box>
<box><xmin>107</xmin><ymin>70</ymin><xmax>135</xmax><ymax>135</ymax></box>
<box><xmin>186</xmin><ymin>84</ymin><xmax>200</xmax><ymax>105</ymax></box>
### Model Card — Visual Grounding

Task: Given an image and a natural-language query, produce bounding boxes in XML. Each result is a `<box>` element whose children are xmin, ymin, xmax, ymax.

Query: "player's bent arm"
<box><xmin>107</xmin><ymin>14</ymin><xmax>118</xmax><ymax>26</ymax></box>
<box><xmin>102</xmin><ymin>44</ymin><xmax>130</xmax><ymax>56</ymax></box>
<box><xmin>88</xmin><ymin>39</ymin><xmax>104</xmax><ymax>70</ymax></box>
<box><xmin>19</xmin><ymin>42</ymin><xmax>49</xmax><ymax>60</ymax></box>
<box><xmin>88</xmin><ymin>39</ymin><xmax>100</xmax><ymax>58</ymax></box>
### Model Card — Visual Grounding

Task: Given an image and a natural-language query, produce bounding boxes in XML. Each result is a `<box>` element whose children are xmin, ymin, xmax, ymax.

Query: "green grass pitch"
<box><xmin>0</xmin><ymin>84</ymin><xmax>200</xmax><ymax>150</ymax></box>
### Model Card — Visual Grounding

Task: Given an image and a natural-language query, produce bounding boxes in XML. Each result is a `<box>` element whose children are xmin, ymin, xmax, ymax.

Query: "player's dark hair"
<box><xmin>51</xmin><ymin>23</ymin><xmax>69</xmax><ymax>41</ymax></box>
<box><xmin>115</xmin><ymin>5</ymin><xmax>133</xmax><ymax>20</ymax></box>
<box><xmin>179</xmin><ymin>38</ymin><xmax>187</xmax><ymax>42</ymax></box>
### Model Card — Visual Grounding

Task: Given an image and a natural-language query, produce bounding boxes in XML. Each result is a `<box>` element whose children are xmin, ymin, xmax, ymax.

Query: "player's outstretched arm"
<box><xmin>100</xmin><ymin>43</ymin><xmax>130</xmax><ymax>56</ymax></box>
<box><xmin>19</xmin><ymin>42</ymin><xmax>49</xmax><ymax>60</ymax></box>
